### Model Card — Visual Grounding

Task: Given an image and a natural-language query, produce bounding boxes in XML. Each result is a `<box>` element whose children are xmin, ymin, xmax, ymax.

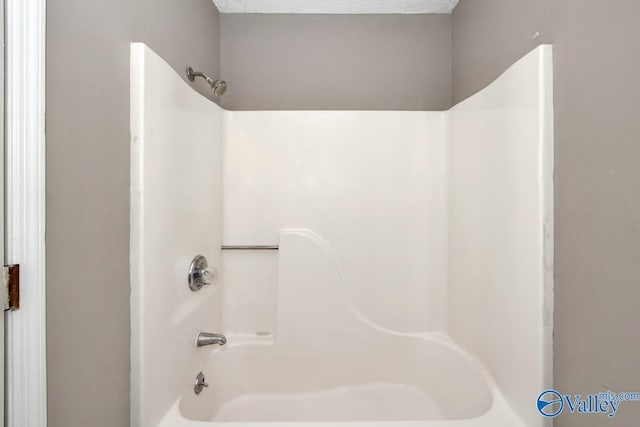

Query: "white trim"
<box><xmin>212</xmin><ymin>0</ymin><xmax>460</xmax><ymax>14</ymax></box>
<box><xmin>5</xmin><ymin>0</ymin><xmax>47</xmax><ymax>425</ymax></box>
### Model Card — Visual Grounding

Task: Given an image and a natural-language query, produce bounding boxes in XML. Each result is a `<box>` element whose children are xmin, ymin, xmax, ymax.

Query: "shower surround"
<box><xmin>130</xmin><ymin>43</ymin><xmax>553</xmax><ymax>426</ymax></box>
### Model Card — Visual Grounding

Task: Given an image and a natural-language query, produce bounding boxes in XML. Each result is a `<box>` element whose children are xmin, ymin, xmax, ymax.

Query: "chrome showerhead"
<box><xmin>186</xmin><ymin>66</ymin><xmax>227</xmax><ymax>97</ymax></box>
<box><xmin>211</xmin><ymin>79</ymin><xmax>227</xmax><ymax>97</ymax></box>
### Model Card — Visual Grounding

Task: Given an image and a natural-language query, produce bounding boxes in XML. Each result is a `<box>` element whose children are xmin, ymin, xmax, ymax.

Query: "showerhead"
<box><xmin>186</xmin><ymin>66</ymin><xmax>227</xmax><ymax>97</ymax></box>
<box><xmin>211</xmin><ymin>79</ymin><xmax>227</xmax><ymax>97</ymax></box>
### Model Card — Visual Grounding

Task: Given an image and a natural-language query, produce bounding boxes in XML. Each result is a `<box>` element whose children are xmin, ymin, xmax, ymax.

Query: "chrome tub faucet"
<box><xmin>196</xmin><ymin>332</ymin><xmax>227</xmax><ymax>347</ymax></box>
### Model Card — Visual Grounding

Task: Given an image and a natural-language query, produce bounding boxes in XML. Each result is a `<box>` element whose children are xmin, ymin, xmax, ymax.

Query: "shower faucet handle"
<box><xmin>188</xmin><ymin>255</ymin><xmax>218</xmax><ymax>291</ymax></box>
<box><xmin>197</xmin><ymin>266</ymin><xmax>218</xmax><ymax>285</ymax></box>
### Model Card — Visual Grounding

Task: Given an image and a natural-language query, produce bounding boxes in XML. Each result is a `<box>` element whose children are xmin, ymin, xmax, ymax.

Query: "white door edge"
<box><xmin>5</xmin><ymin>0</ymin><xmax>47</xmax><ymax>426</ymax></box>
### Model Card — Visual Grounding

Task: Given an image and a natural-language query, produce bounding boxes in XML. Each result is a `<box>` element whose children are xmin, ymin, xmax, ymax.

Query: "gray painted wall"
<box><xmin>47</xmin><ymin>1</ymin><xmax>640</xmax><ymax>425</ymax></box>
<box><xmin>133</xmin><ymin>0</ymin><xmax>221</xmax><ymax>98</ymax></box>
<box><xmin>220</xmin><ymin>14</ymin><xmax>451</xmax><ymax>110</ymax></box>
<box><xmin>46</xmin><ymin>1</ymin><xmax>219</xmax><ymax>426</ymax></box>
<box><xmin>454</xmin><ymin>1</ymin><xmax>640</xmax><ymax>425</ymax></box>
<box><xmin>452</xmin><ymin>0</ymin><xmax>553</xmax><ymax>103</ymax></box>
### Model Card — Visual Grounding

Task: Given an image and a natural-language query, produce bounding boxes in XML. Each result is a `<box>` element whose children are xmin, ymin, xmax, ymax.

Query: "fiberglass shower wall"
<box><xmin>448</xmin><ymin>46</ymin><xmax>553</xmax><ymax>427</ymax></box>
<box><xmin>222</xmin><ymin>111</ymin><xmax>449</xmax><ymax>335</ymax></box>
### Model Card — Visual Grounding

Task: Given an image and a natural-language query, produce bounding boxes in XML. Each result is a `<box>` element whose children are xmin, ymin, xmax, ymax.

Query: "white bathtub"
<box><xmin>161</xmin><ymin>337</ymin><xmax>524</xmax><ymax>426</ymax></box>
<box><xmin>131</xmin><ymin>43</ymin><xmax>553</xmax><ymax>427</ymax></box>
<box><xmin>154</xmin><ymin>231</ymin><xmax>525</xmax><ymax>426</ymax></box>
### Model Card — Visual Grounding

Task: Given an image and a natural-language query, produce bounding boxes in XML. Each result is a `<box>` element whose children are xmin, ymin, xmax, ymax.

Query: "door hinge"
<box><xmin>3</xmin><ymin>264</ymin><xmax>20</xmax><ymax>311</ymax></box>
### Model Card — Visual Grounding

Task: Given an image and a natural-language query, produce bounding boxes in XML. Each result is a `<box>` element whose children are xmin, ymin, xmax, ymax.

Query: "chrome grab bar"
<box><xmin>221</xmin><ymin>245</ymin><xmax>279</xmax><ymax>250</ymax></box>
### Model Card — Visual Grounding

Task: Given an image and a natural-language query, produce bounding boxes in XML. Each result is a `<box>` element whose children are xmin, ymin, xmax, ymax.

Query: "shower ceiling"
<box><xmin>212</xmin><ymin>0</ymin><xmax>460</xmax><ymax>14</ymax></box>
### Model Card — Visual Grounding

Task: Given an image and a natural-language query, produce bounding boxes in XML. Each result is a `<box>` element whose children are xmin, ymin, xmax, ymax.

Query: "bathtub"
<box><xmin>131</xmin><ymin>43</ymin><xmax>553</xmax><ymax>427</ymax></box>
<box><xmin>152</xmin><ymin>231</ymin><xmax>525</xmax><ymax>426</ymax></box>
<box><xmin>160</xmin><ymin>336</ymin><xmax>524</xmax><ymax>426</ymax></box>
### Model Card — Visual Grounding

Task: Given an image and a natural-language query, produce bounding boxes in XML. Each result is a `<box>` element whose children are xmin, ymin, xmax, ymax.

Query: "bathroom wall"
<box><xmin>453</xmin><ymin>1</ymin><xmax>640</xmax><ymax>425</ymax></box>
<box><xmin>48</xmin><ymin>0</ymin><xmax>640</xmax><ymax>425</ymax></box>
<box><xmin>220</xmin><ymin>14</ymin><xmax>452</xmax><ymax>110</ymax></box>
<box><xmin>132</xmin><ymin>0</ymin><xmax>221</xmax><ymax>99</ymax></box>
<box><xmin>46</xmin><ymin>1</ymin><xmax>220</xmax><ymax>426</ymax></box>
<box><xmin>451</xmin><ymin>0</ymin><xmax>553</xmax><ymax>103</ymax></box>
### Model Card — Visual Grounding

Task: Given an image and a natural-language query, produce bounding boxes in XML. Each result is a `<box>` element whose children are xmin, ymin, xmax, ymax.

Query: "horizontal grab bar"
<box><xmin>221</xmin><ymin>245</ymin><xmax>279</xmax><ymax>250</ymax></box>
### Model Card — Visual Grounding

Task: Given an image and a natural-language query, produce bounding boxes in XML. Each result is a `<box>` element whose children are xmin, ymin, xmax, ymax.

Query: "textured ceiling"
<box><xmin>213</xmin><ymin>0</ymin><xmax>460</xmax><ymax>14</ymax></box>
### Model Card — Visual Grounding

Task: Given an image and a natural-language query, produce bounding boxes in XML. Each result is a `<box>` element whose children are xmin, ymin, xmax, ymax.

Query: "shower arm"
<box><xmin>186</xmin><ymin>66</ymin><xmax>214</xmax><ymax>85</ymax></box>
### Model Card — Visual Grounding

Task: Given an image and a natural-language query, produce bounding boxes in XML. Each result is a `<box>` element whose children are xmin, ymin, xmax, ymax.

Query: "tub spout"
<box><xmin>196</xmin><ymin>332</ymin><xmax>227</xmax><ymax>347</ymax></box>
